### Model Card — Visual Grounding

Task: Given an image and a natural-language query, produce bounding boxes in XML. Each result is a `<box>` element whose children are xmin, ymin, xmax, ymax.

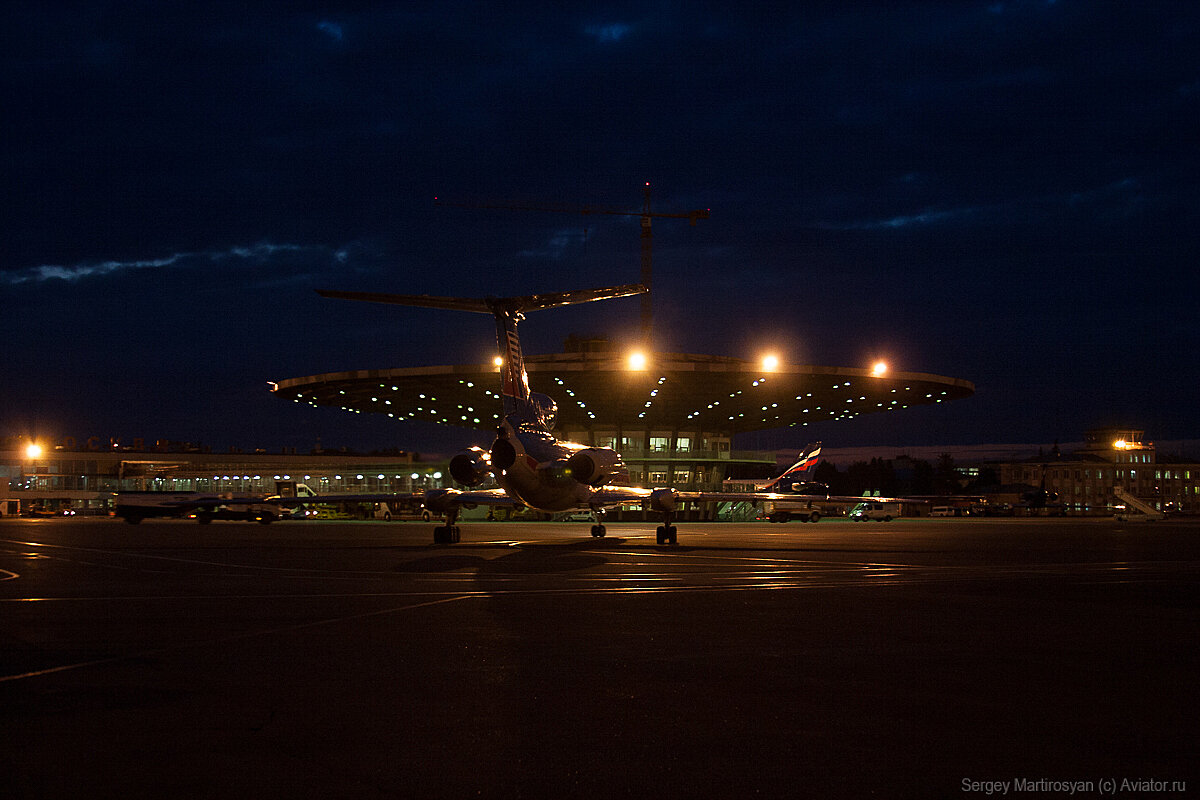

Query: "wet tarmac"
<box><xmin>2</xmin><ymin>516</ymin><xmax>1197</xmax><ymax>798</ymax></box>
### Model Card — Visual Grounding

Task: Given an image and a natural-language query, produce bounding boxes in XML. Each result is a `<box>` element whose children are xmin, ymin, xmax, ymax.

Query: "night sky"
<box><xmin>4</xmin><ymin>3</ymin><xmax>1198</xmax><ymax>456</ymax></box>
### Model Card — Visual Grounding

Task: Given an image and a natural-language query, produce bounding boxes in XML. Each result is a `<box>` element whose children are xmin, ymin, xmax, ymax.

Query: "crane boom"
<box><xmin>435</xmin><ymin>183</ymin><xmax>709</xmax><ymax>345</ymax></box>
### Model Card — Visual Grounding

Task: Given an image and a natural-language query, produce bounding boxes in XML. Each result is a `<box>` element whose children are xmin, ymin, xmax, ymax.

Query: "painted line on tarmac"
<box><xmin>0</xmin><ymin>538</ymin><xmax>403</xmax><ymax>576</ymax></box>
<box><xmin>0</xmin><ymin>593</ymin><xmax>476</xmax><ymax>685</ymax></box>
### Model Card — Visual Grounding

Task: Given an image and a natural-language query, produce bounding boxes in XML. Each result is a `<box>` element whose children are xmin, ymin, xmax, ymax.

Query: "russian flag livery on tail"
<box><xmin>760</xmin><ymin>442</ymin><xmax>822</xmax><ymax>492</ymax></box>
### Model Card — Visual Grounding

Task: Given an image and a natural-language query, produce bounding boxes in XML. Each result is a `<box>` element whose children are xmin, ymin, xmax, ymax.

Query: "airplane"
<box><xmin>754</xmin><ymin>442</ymin><xmax>832</xmax><ymax>523</ymax></box>
<box><xmin>316</xmin><ymin>283</ymin><xmax>894</xmax><ymax>544</ymax></box>
<box><xmin>1016</xmin><ymin>476</ymin><xmax>1066</xmax><ymax>514</ymax></box>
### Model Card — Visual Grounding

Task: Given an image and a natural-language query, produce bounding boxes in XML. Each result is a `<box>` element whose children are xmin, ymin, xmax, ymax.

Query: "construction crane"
<box><xmin>435</xmin><ymin>183</ymin><xmax>709</xmax><ymax>346</ymax></box>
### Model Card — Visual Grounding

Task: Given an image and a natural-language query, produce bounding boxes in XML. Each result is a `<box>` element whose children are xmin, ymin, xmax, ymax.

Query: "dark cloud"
<box><xmin>4</xmin><ymin>2</ymin><xmax>1199</xmax><ymax>451</ymax></box>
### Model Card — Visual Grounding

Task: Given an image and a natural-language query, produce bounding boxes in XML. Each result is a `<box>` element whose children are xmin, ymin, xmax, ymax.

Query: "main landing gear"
<box><xmin>655</xmin><ymin>510</ymin><xmax>678</xmax><ymax>545</ymax></box>
<box><xmin>589</xmin><ymin>508</ymin><xmax>607</xmax><ymax>538</ymax></box>
<box><xmin>433</xmin><ymin>507</ymin><xmax>461</xmax><ymax>544</ymax></box>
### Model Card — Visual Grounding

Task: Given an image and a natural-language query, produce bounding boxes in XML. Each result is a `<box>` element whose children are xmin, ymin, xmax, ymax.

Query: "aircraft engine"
<box><xmin>424</xmin><ymin>488</ymin><xmax>460</xmax><ymax>515</ymax></box>
<box><xmin>565</xmin><ymin>447</ymin><xmax>624</xmax><ymax>487</ymax></box>
<box><xmin>649</xmin><ymin>487</ymin><xmax>679</xmax><ymax>512</ymax></box>
<box><xmin>448</xmin><ymin>446</ymin><xmax>492</xmax><ymax>487</ymax></box>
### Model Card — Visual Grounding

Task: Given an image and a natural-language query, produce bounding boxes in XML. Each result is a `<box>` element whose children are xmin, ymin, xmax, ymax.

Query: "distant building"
<box><xmin>996</xmin><ymin>427</ymin><xmax>1200</xmax><ymax>515</ymax></box>
<box><xmin>0</xmin><ymin>438</ymin><xmax>446</xmax><ymax>516</ymax></box>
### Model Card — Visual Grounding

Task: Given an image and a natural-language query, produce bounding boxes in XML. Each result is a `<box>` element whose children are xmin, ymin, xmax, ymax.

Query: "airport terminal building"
<box><xmin>270</xmin><ymin>338</ymin><xmax>974</xmax><ymax>493</ymax></box>
<box><xmin>3</xmin><ymin>337</ymin><xmax>975</xmax><ymax>516</ymax></box>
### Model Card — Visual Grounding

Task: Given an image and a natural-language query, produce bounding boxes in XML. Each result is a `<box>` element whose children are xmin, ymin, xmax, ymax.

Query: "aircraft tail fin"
<box><xmin>760</xmin><ymin>442</ymin><xmax>822</xmax><ymax>491</ymax></box>
<box><xmin>318</xmin><ymin>283</ymin><xmax>647</xmax><ymax>430</ymax></box>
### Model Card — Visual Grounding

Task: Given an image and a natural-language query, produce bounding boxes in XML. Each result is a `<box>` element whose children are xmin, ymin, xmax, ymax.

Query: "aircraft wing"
<box><xmin>266</xmin><ymin>492</ymin><xmax>424</xmax><ymax>507</ymax></box>
<box><xmin>673</xmin><ymin>491</ymin><xmax>920</xmax><ymax>506</ymax></box>
<box><xmin>676</xmin><ymin>491</ymin><xmax>907</xmax><ymax>503</ymax></box>
<box><xmin>787</xmin><ymin>493</ymin><xmax>917</xmax><ymax>505</ymax></box>
<box><xmin>270</xmin><ymin>487</ymin><xmax>918</xmax><ymax>512</ymax></box>
<box><xmin>587</xmin><ymin>486</ymin><xmax>655</xmax><ymax>505</ymax></box>
<box><xmin>424</xmin><ymin>488</ymin><xmax>522</xmax><ymax>509</ymax></box>
<box><xmin>514</xmin><ymin>486</ymin><xmax>922</xmax><ymax>512</ymax></box>
<box><xmin>266</xmin><ymin>489</ymin><xmax>522</xmax><ymax>517</ymax></box>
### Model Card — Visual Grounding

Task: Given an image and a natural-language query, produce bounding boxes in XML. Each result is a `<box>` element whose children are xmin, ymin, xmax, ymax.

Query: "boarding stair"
<box><xmin>1113</xmin><ymin>487</ymin><xmax>1166</xmax><ymax>521</ymax></box>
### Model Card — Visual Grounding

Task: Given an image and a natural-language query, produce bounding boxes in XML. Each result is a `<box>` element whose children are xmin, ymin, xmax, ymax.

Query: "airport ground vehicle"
<box><xmin>931</xmin><ymin>506</ymin><xmax>969</xmax><ymax>517</ymax></box>
<box><xmin>850</xmin><ymin>501</ymin><xmax>901</xmax><ymax>521</ymax></box>
<box><xmin>763</xmin><ymin>502</ymin><xmax>825</xmax><ymax>523</ymax></box>
<box><xmin>189</xmin><ymin>503</ymin><xmax>283</xmax><ymax>524</ymax></box>
<box><xmin>372</xmin><ymin>501</ymin><xmax>432</xmax><ymax>521</ymax></box>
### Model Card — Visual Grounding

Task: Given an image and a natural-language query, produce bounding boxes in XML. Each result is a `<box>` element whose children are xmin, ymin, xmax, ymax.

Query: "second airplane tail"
<box><xmin>760</xmin><ymin>442</ymin><xmax>823</xmax><ymax>491</ymax></box>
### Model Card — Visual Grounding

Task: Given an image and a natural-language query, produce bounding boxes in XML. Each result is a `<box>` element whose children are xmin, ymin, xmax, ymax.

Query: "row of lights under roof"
<box><xmin>291</xmin><ymin>371</ymin><xmax>950</xmax><ymax>427</ymax></box>
<box><xmin>555</xmin><ymin>377</ymin><xmax>596</xmax><ymax>421</ymax></box>
<box><xmin>639</xmin><ymin>376</ymin><xmax>669</xmax><ymax>419</ymax></box>
<box><xmin>254</xmin><ymin>473</ymin><xmax>440</xmax><ymax>480</ymax></box>
<box><xmin>677</xmin><ymin>379</ymin><xmax>953</xmax><ymax>426</ymax></box>
<box><xmin>687</xmin><ymin>376</ymin><xmax>771</xmax><ymax>422</ymax></box>
<box><xmin>208</xmin><ymin>474</ymin><xmax>433</xmax><ymax>483</ymax></box>
<box><xmin>291</xmin><ymin>380</ymin><xmax>502</xmax><ymax>427</ymax></box>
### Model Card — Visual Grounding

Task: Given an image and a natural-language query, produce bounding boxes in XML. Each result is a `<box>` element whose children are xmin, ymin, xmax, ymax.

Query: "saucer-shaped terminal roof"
<box><xmin>272</xmin><ymin>351</ymin><xmax>974</xmax><ymax>434</ymax></box>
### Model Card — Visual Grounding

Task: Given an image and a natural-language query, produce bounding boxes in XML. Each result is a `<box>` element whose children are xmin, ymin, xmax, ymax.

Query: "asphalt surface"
<box><xmin>2</xmin><ymin>516</ymin><xmax>1197</xmax><ymax>799</ymax></box>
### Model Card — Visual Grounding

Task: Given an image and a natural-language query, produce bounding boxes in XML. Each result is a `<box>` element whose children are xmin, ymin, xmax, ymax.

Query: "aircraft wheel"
<box><xmin>656</xmin><ymin>526</ymin><xmax>666</xmax><ymax>545</ymax></box>
<box><xmin>422</xmin><ymin>511</ymin><xmax>431</xmax><ymax>522</ymax></box>
<box><xmin>666</xmin><ymin>525</ymin><xmax>678</xmax><ymax>545</ymax></box>
<box><xmin>809</xmin><ymin>511</ymin><xmax>821</xmax><ymax>523</ymax></box>
<box><xmin>434</xmin><ymin>526</ymin><xmax>459</xmax><ymax>544</ymax></box>
<box><xmin>197</xmin><ymin>514</ymin><xmax>213</xmax><ymax>525</ymax></box>
<box><xmin>883</xmin><ymin>516</ymin><xmax>892</xmax><ymax>522</ymax></box>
